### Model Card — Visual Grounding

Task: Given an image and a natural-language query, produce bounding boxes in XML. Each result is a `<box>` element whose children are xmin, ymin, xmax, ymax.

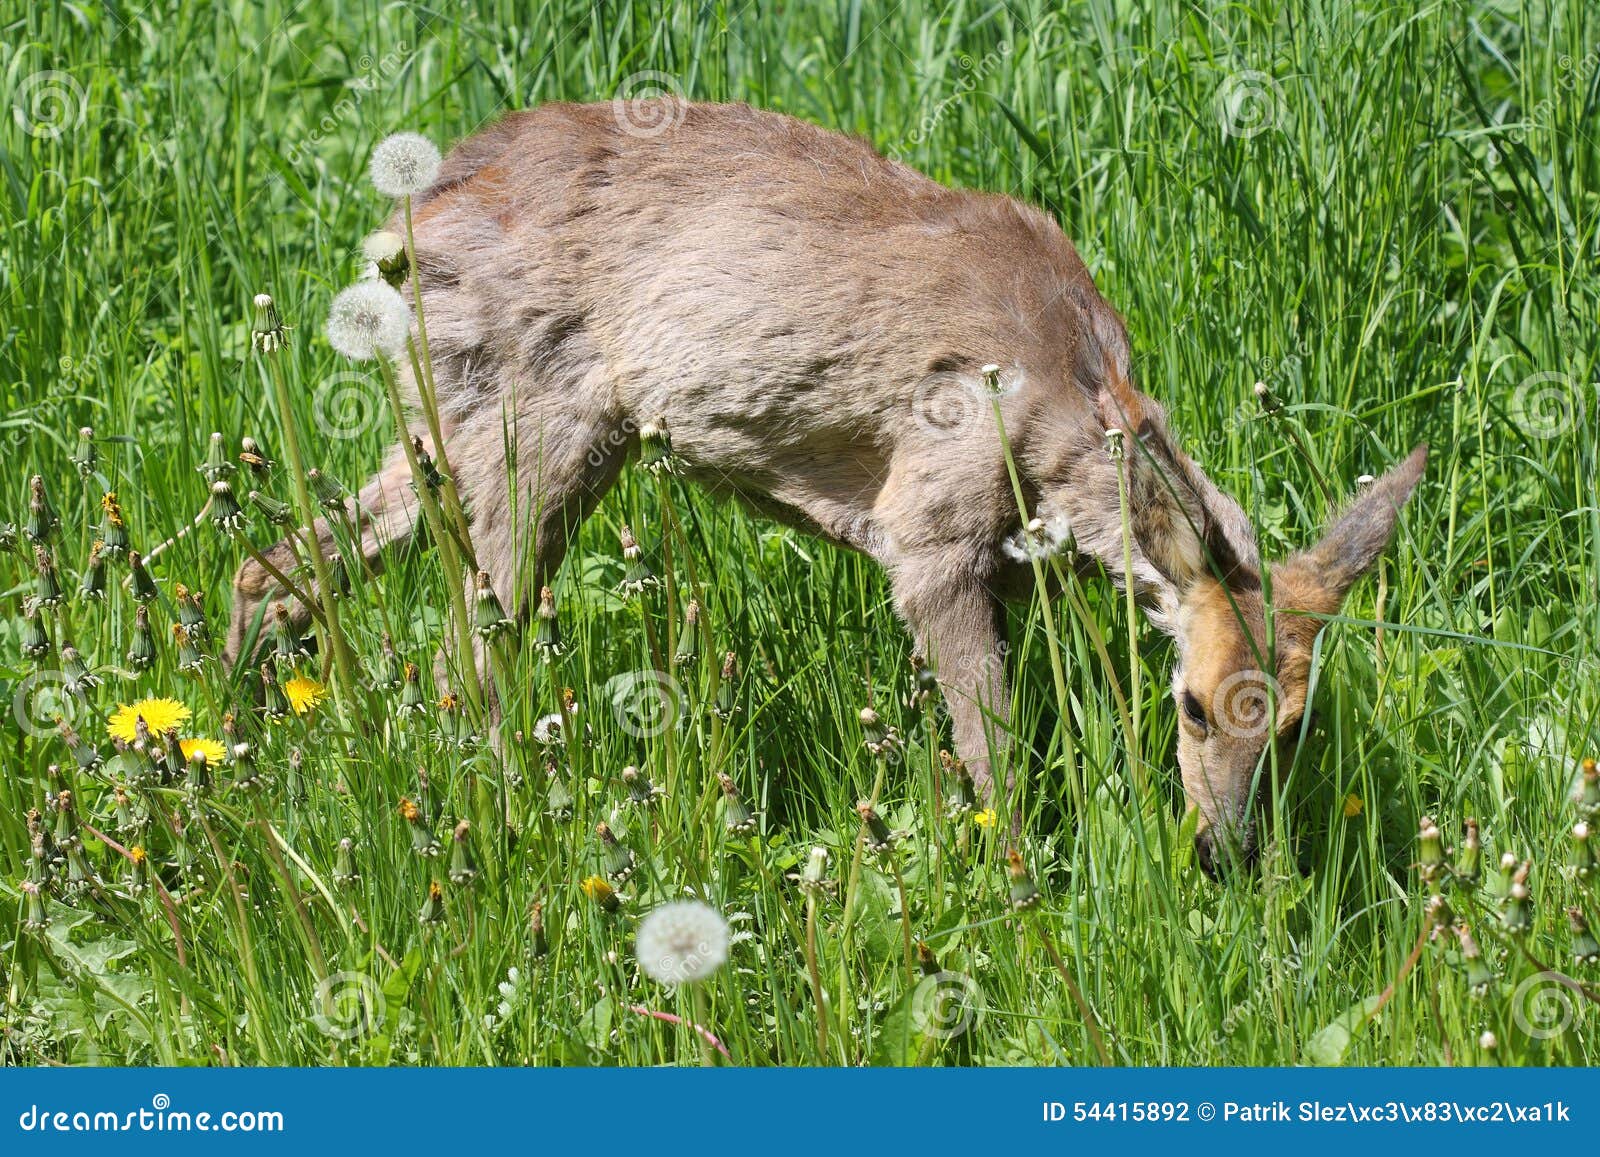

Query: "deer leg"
<box><xmin>891</xmin><ymin>554</ymin><xmax>1012</xmax><ymax>803</ymax></box>
<box><xmin>226</xmin><ymin>441</ymin><xmax>423</xmax><ymax>666</ymax></box>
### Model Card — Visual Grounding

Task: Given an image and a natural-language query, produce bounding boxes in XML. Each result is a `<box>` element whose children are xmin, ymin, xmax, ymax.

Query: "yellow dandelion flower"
<box><xmin>972</xmin><ymin>808</ymin><xmax>997</xmax><ymax>828</ymax></box>
<box><xmin>283</xmin><ymin>673</ymin><xmax>328</xmax><ymax>715</ymax></box>
<box><xmin>1343</xmin><ymin>793</ymin><xmax>1365</xmax><ymax>818</ymax></box>
<box><xmin>580</xmin><ymin>875</ymin><xmax>618</xmax><ymax>910</ymax></box>
<box><xmin>128</xmin><ymin>846</ymin><xmax>147</xmax><ymax>865</ymax></box>
<box><xmin>179</xmin><ymin>737</ymin><xmax>227</xmax><ymax>764</ymax></box>
<box><xmin>107</xmin><ymin>697</ymin><xmax>191</xmax><ymax>743</ymax></box>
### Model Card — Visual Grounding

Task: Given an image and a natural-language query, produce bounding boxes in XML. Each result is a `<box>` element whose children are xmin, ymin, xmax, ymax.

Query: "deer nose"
<box><xmin>1195</xmin><ymin>824</ymin><xmax>1259</xmax><ymax>880</ymax></box>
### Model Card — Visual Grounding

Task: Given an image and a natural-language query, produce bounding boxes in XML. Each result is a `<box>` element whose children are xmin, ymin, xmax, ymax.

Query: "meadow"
<box><xmin>1</xmin><ymin>0</ymin><xmax>1597</xmax><ymax>1066</ymax></box>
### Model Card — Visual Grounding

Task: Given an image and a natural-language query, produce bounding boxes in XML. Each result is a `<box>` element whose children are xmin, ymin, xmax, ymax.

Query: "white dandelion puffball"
<box><xmin>369</xmin><ymin>132</ymin><xmax>442</xmax><ymax>197</ymax></box>
<box><xmin>326</xmin><ymin>281</ymin><xmax>410</xmax><ymax>361</ymax></box>
<box><xmin>635</xmin><ymin>900</ymin><xmax>729</xmax><ymax>985</ymax></box>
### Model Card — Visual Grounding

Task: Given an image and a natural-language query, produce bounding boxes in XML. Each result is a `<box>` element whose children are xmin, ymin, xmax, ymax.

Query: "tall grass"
<box><xmin>0</xmin><ymin>0</ymin><xmax>1596</xmax><ymax>1065</ymax></box>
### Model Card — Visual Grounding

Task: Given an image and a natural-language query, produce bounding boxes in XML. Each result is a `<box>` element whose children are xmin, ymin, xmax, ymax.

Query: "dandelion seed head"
<box><xmin>369</xmin><ymin>132</ymin><xmax>442</xmax><ymax>197</ymax></box>
<box><xmin>634</xmin><ymin>899</ymin><xmax>729</xmax><ymax>985</ymax></box>
<box><xmin>362</xmin><ymin>230</ymin><xmax>405</xmax><ymax>263</ymax></box>
<box><xmin>326</xmin><ymin>280</ymin><xmax>409</xmax><ymax>362</ymax></box>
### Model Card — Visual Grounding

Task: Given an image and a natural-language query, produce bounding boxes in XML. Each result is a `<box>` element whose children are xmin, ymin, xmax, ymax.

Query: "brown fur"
<box><xmin>226</xmin><ymin>101</ymin><xmax>1426</xmax><ymax>871</ymax></box>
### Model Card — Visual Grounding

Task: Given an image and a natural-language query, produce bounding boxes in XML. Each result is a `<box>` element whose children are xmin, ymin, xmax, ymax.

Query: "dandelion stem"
<box><xmin>1031</xmin><ymin>917</ymin><xmax>1112</xmax><ymax>1065</ymax></box>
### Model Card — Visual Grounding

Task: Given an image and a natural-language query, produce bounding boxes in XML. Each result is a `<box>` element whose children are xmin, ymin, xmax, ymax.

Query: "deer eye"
<box><xmin>1181</xmin><ymin>689</ymin><xmax>1208</xmax><ymax>733</ymax></box>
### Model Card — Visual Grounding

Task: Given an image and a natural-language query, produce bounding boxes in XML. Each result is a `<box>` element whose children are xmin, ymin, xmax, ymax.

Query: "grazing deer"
<box><xmin>227</xmin><ymin>100</ymin><xmax>1425</xmax><ymax>875</ymax></box>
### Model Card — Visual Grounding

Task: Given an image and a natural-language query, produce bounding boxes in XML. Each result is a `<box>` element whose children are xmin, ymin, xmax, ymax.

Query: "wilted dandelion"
<box><xmin>173</xmin><ymin>623</ymin><xmax>206</xmax><ymax>673</ymax></box>
<box><xmin>79</xmin><ymin>541</ymin><xmax>107</xmax><ymax>601</ymax></box>
<box><xmin>596</xmin><ymin>821</ymin><xmax>636</xmax><ymax>882</ymax></box>
<box><xmin>27</xmin><ymin>476</ymin><xmax>60</xmax><ymax>544</ymax></box>
<box><xmin>418</xmin><ymin>879</ymin><xmax>446</xmax><ymax>925</ymax></box>
<box><xmin>326</xmin><ymin>280</ymin><xmax>410</xmax><ymax>362</ymax></box>
<box><xmin>635</xmin><ymin>899</ymin><xmax>730</xmax><ymax>985</ymax></box>
<box><xmin>532</xmin><ymin>586</ymin><xmax>564</xmax><ymax>660</ymax></box>
<box><xmin>176</xmin><ymin>584</ymin><xmax>209</xmax><ymax>643</ymax></box>
<box><xmin>362</xmin><ymin>229</ymin><xmax>409</xmax><ymax>287</ymax></box>
<box><xmin>474</xmin><ymin>570</ymin><xmax>514</xmax><ymax>639</ymax></box>
<box><xmin>22</xmin><ymin>605</ymin><xmax>53</xmax><ymax>661</ymax></box>
<box><xmin>449</xmin><ymin>820</ymin><xmax>479</xmax><ymax>886</ymax></box>
<box><xmin>60</xmin><ymin>645</ymin><xmax>98</xmax><ymax>697</ymax></box>
<box><xmin>616</xmin><ymin>524</ymin><xmax>659</xmax><ymax>596</ymax></box>
<box><xmin>397</xmin><ymin>661</ymin><xmax>428</xmax><ymax>717</ymax></box>
<box><xmin>718</xmin><ymin>772</ymin><xmax>757</xmax><ymax>836</ymax></box>
<box><xmin>638</xmin><ymin>417</ymin><xmax>677</xmax><ymax>475</ymax></box>
<box><xmin>128</xmin><ymin>550</ymin><xmax>158</xmax><ymax>603</ymax></box>
<box><xmin>71</xmin><ymin>427</ymin><xmax>97</xmax><ymax>477</ymax></box>
<box><xmin>400</xmin><ymin>796</ymin><xmax>441</xmax><ymax>857</ymax></box>
<box><xmin>1007</xmin><ymin>849</ymin><xmax>1041</xmax><ymax>911</ymax></box>
<box><xmin>369</xmin><ymin>132</ymin><xmax>442</xmax><ymax>197</ymax></box>
<box><xmin>33</xmin><ymin>546</ymin><xmax>63</xmax><ymax>608</ymax></box>
<box><xmin>251</xmin><ymin>293</ymin><xmax>290</xmax><ymax>355</ymax></box>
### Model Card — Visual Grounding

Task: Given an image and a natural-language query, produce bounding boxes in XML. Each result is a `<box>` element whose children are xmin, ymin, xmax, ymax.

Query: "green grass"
<box><xmin>2</xmin><ymin>0</ymin><xmax>1598</xmax><ymax>1066</ymax></box>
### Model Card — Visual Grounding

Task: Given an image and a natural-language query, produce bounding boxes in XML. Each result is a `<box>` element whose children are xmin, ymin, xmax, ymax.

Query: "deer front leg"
<box><xmin>891</xmin><ymin>555</ymin><xmax>1011</xmax><ymax>803</ymax></box>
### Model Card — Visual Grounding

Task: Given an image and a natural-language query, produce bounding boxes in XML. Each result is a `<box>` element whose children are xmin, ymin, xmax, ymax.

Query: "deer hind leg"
<box><xmin>431</xmin><ymin>373</ymin><xmax>629</xmax><ymax>697</ymax></box>
<box><xmin>225</xmin><ymin>439</ymin><xmax>425</xmax><ymax>667</ymax></box>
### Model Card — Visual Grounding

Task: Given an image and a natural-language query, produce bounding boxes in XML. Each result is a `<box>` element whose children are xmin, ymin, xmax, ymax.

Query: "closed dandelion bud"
<box><xmin>581</xmin><ymin>874</ymin><xmax>620</xmax><ymax>913</ymax></box>
<box><xmin>622</xmin><ymin>764</ymin><xmax>661</xmax><ymax>806</ymax></box>
<box><xmin>412</xmin><ymin>437</ymin><xmax>447</xmax><ymax>490</ymax></box>
<box><xmin>418</xmin><ymin>879</ymin><xmax>446</xmax><ymax>925</ymax></box>
<box><xmin>616</xmin><ymin>524</ymin><xmax>658</xmax><ymax>596</ymax></box>
<box><xmin>251</xmin><ymin>293</ymin><xmax>289</xmax><ymax>355</ymax></box>
<box><xmin>34</xmin><ymin>546</ymin><xmax>63</xmax><ymax>608</ymax></box>
<box><xmin>907</xmin><ymin>654</ymin><xmax>940</xmax><ymax>720</ymax></box>
<box><xmin>1572</xmin><ymin>822</ymin><xmax>1594</xmax><ymax>878</ymax></box>
<box><xmin>60</xmin><ymin>645</ymin><xmax>99</xmax><ymax>696</ymax></box>
<box><xmin>326</xmin><ymin>552</ymin><xmax>353</xmax><ymax>600</ymax></box>
<box><xmin>859</xmin><ymin>705</ymin><xmax>900</xmax><ymax>758</ymax></box>
<box><xmin>79</xmin><ymin>541</ymin><xmax>108</xmax><ymax>601</ymax></box>
<box><xmin>112</xmin><ymin>786</ymin><xmax>139</xmax><ymax>835</ymax></box>
<box><xmin>27</xmin><ymin>476</ymin><xmax>60</xmax><ymax>544</ymax></box>
<box><xmin>57</xmin><ymin>718</ymin><xmax>102</xmax><ymax>773</ymax></box>
<box><xmin>529</xmin><ymin>900</ymin><xmax>549</xmax><ymax>958</ymax></box>
<box><xmin>98</xmin><ymin>492</ymin><xmax>129</xmax><ymax>557</ymax></box>
<box><xmin>916</xmin><ymin>941</ymin><xmax>941</xmax><ymax>977</ymax></box>
<box><xmin>398</xmin><ymin>661</ymin><xmax>427</xmax><ymax>717</ymax></box>
<box><xmin>800</xmin><ymin>845</ymin><xmax>828</xmax><ymax>893</ymax></box>
<box><xmin>21</xmin><ymin>878</ymin><xmax>48</xmax><ymax>931</ymax></box>
<box><xmin>22</xmin><ymin>604</ymin><xmax>52</xmax><ymax>661</ymax></box>
<box><xmin>1501</xmin><ymin>861</ymin><xmax>1532</xmax><ymax>936</ymax></box>
<box><xmin>596</xmin><ymin>821</ymin><xmax>636</xmax><ymax>883</ymax></box>
<box><xmin>122</xmin><ymin>605</ymin><xmax>156</xmax><ymax>669</ymax></box>
<box><xmin>1569</xmin><ymin>907</ymin><xmax>1600</xmax><ymax>965</ymax></box>
<box><xmin>714</xmin><ymin>652</ymin><xmax>739</xmax><ymax>719</ymax></box>
<box><xmin>857</xmin><ymin>801</ymin><xmax>898</xmax><ymax>855</ymax></box>
<box><xmin>375</xmin><ymin>633</ymin><xmax>404</xmax><ymax>691</ymax></box>
<box><xmin>673</xmin><ymin>599</ymin><xmax>700</xmax><ymax>668</ymax></box>
<box><xmin>261</xmin><ymin>663</ymin><xmax>290</xmax><ymax>720</ymax></box>
<box><xmin>230</xmin><ymin>741</ymin><xmax>263</xmax><ymax>793</ymax></box>
<box><xmin>400</xmin><ymin>797</ymin><xmax>440</xmax><ymax>857</ymax></box>
<box><xmin>173</xmin><ymin>584</ymin><xmax>208</xmax><ymax>643</ymax></box>
<box><xmin>449</xmin><ymin>820</ymin><xmax>479</xmax><ymax>886</ymax></box>
<box><xmin>272</xmin><ymin>603</ymin><xmax>308</xmax><ymax>665</ymax></box>
<box><xmin>199</xmin><ymin>431</ymin><xmax>235</xmax><ymax>482</ymax></box>
<box><xmin>333</xmin><ymin>838</ymin><xmax>359</xmax><ymax>888</ymax></box>
<box><xmin>307</xmin><ymin>468</ymin><xmax>346</xmax><ymax>512</ymax></box>
<box><xmin>127</xmin><ymin>845</ymin><xmax>150</xmax><ymax>895</ymax></box>
<box><xmin>1417</xmin><ymin>816</ymin><xmax>1444</xmax><ymax>884</ymax></box>
<box><xmin>173</xmin><ymin>623</ymin><xmax>206</xmax><ymax>673</ymax></box>
<box><xmin>474</xmin><ymin>571</ymin><xmax>513</xmax><ymax>639</ymax></box>
<box><xmin>718</xmin><ymin>772</ymin><xmax>757</xmax><ymax>836</ymax></box>
<box><xmin>1008</xmin><ymin>849</ymin><xmax>1041</xmax><ymax>911</ymax></box>
<box><xmin>239</xmin><ymin>436</ymin><xmax>275</xmax><ymax>476</ymax></box>
<box><xmin>638</xmin><ymin>417</ymin><xmax>677</xmax><ymax>475</ymax></box>
<box><xmin>52</xmin><ymin>788</ymin><xmax>82</xmax><ymax>853</ymax></box>
<box><xmin>532</xmin><ymin>586</ymin><xmax>564</xmax><ymax>660</ymax></box>
<box><xmin>1454</xmin><ymin>817</ymin><xmax>1482</xmax><ymax>886</ymax></box>
<box><xmin>1578</xmin><ymin>759</ymin><xmax>1600</xmax><ymax>818</ymax></box>
<box><xmin>209</xmin><ymin>479</ymin><xmax>245</xmax><ymax>534</ymax></box>
<box><xmin>128</xmin><ymin>550</ymin><xmax>158</xmax><ymax>603</ymax></box>
<box><xmin>942</xmin><ymin>751</ymin><xmax>977</xmax><ymax>817</ymax></box>
<box><xmin>248</xmin><ymin>489</ymin><xmax>293</xmax><ymax>526</ymax></box>
<box><xmin>188</xmin><ymin>746</ymin><xmax>219</xmax><ymax>796</ymax></box>
<box><xmin>71</xmin><ymin>427</ymin><xmax>97</xmax><ymax>477</ymax></box>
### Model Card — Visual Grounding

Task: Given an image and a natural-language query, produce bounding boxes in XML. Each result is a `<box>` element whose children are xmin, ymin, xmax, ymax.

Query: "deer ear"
<box><xmin>1097</xmin><ymin>381</ymin><xmax>1258</xmax><ymax>595</ymax></box>
<box><xmin>1280</xmin><ymin>444</ymin><xmax>1428</xmax><ymax>609</ymax></box>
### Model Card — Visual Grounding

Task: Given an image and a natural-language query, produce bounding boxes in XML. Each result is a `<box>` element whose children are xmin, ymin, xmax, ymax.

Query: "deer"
<box><xmin>226</xmin><ymin>99</ymin><xmax>1426</xmax><ymax>877</ymax></box>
